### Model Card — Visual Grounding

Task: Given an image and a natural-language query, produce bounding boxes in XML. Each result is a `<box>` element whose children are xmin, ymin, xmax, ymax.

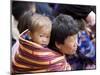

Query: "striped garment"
<box><xmin>12</xmin><ymin>29</ymin><xmax>71</xmax><ymax>74</ymax></box>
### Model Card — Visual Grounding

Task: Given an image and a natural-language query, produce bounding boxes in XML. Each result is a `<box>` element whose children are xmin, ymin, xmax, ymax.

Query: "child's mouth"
<box><xmin>41</xmin><ymin>44</ymin><xmax>47</xmax><ymax>47</ymax></box>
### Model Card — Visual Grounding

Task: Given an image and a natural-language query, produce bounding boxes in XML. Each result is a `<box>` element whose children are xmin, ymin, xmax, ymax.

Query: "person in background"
<box><xmin>67</xmin><ymin>19</ymin><xmax>96</xmax><ymax>70</ymax></box>
<box><xmin>12</xmin><ymin>1</ymin><xmax>36</xmax><ymax>45</ymax></box>
<box><xmin>54</xmin><ymin>4</ymin><xmax>96</xmax><ymax>26</ymax></box>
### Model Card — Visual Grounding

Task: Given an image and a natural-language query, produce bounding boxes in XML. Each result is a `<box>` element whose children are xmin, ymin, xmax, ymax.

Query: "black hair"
<box><xmin>48</xmin><ymin>14</ymin><xmax>79</xmax><ymax>51</ymax></box>
<box><xmin>12</xmin><ymin>1</ymin><xmax>35</xmax><ymax>21</ymax></box>
<box><xmin>17</xmin><ymin>11</ymin><xmax>33</xmax><ymax>33</ymax></box>
<box><xmin>75</xmin><ymin>19</ymin><xmax>86</xmax><ymax>31</ymax></box>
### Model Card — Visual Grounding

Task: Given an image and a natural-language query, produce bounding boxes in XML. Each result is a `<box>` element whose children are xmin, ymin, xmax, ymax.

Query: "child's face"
<box><xmin>57</xmin><ymin>34</ymin><xmax>78</xmax><ymax>55</ymax></box>
<box><xmin>30</xmin><ymin>26</ymin><xmax>51</xmax><ymax>47</ymax></box>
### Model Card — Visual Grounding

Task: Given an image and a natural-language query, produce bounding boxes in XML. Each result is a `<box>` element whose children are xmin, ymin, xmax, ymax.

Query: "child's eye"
<box><xmin>40</xmin><ymin>34</ymin><xmax>44</xmax><ymax>37</ymax></box>
<box><xmin>40</xmin><ymin>34</ymin><xmax>50</xmax><ymax>38</ymax></box>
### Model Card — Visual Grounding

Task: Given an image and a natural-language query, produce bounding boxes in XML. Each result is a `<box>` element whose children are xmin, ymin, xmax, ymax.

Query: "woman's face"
<box><xmin>57</xmin><ymin>34</ymin><xmax>78</xmax><ymax>55</ymax></box>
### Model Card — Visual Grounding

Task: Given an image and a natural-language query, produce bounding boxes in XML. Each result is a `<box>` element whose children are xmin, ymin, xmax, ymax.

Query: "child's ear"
<box><xmin>55</xmin><ymin>42</ymin><xmax>62</xmax><ymax>50</ymax></box>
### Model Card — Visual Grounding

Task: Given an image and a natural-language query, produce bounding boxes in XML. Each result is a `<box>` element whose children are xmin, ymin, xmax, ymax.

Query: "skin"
<box><xmin>56</xmin><ymin>34</ymin><xmax>78</xmax><ymax>55</ymax></box>
<box><xmin>29</xmin><ymin>26</ymin><xmax>51</xmax><ymax>47</ymax></box>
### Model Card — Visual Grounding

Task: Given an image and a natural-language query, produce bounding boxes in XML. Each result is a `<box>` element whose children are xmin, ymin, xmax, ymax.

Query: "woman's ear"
<box><xmin>55</xmin><ymin>42</ymin><xmax>62</xmax><ymax>50</ymax></box>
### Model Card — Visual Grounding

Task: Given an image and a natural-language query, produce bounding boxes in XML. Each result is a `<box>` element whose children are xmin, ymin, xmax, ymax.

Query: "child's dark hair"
<box><xmin>18</xmin><ymin>11</ymin><xmax>52</xmax><ymax>33</ymax></box>
<box><xmin>48</xmin><ymin>14</ymin><xmax>79</xmax><ymax>51</ymax></box>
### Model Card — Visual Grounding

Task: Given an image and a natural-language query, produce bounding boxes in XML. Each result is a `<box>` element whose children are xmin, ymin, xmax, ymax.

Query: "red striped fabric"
<box><xmin>12</xmin><ymin>30</ymin><xmax>71</xmax><ymax>74</ymax></box>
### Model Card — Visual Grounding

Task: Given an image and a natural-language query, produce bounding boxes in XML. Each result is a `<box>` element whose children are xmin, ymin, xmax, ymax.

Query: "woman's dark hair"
<box><xmin>48</xmin><ymin>14</ymin><xmax>79</xmax><ymax>51</ymax></box>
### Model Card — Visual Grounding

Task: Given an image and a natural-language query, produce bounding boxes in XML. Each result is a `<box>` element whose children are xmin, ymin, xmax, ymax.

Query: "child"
<box><xmin>48</xmin><ymin>14</ymin><xmax>80</xmax><ymax>70</ymax></box>
<box><xmin>12</xmin><ymin>11</ymin><xmax>68</xmax><ymax>74</ymax></box>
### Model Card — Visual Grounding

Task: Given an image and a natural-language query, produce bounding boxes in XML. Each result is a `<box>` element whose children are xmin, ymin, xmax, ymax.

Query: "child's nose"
<box><xmin>42</xmin><ymin>38</ymin><xmax>48</xmax><ymax>43</ymax></box>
